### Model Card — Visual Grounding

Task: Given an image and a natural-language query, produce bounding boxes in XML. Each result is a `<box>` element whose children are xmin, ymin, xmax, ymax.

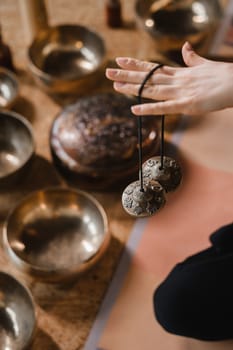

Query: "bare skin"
<box><xmin>105</xmin><ymin>42</ymin><xmax>233</xmax><ymax>116</ymax></box>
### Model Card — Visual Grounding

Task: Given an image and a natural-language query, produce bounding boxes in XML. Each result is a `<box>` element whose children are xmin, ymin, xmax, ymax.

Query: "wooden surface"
<box><xmin>0</xmin><ymin>0</ymin><xmax>230</xmax><ymax>349</ymax></box>
<box><xmin>0</xmin><ymin>1</ymin><xmax>158</xmax><ymax>349</ymax></box>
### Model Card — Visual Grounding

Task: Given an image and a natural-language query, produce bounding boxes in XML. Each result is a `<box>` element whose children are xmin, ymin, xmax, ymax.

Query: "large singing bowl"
<box><xmin>135</xmin><ymin>0</ymin><xmax>222</xmax><ymax>60</ymax></box>
<box><xmin>3</xmin><ymin>187</ymin><xmax>110</xmax><ymax>282</ymax></box>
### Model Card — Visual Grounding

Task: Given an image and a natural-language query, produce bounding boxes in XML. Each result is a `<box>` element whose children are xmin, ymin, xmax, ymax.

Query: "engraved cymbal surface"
<box><xmin>122</xmin><ymin>179</ymin><xmax>166</xmax><ymax>217</ymax></box>
<box><xmin>143</xmin><ymin>156</ymin><xmax>182</xmax><ymax>192</ymax></box>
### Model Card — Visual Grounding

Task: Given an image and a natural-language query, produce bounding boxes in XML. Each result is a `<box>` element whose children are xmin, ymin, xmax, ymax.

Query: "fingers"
<box><xmin>182</xmin><ymin>41</ymin><xmax>208</xmax><ymax>67</ymax></box>
<box><xmin>105</xmin><ymin>53</ymin><xmax>226</xmax><ymax>116</ymax></box>
<box><xmin>105</xmin><ymin>57</ymin><xmax>177</xmax><ymax>86</ymax></box>
<box><xmin>113</xmin><ymin>81</ymin><xmax>178</xmax><ymax>101</ymax></box>
<box><xmin>105</xmin><ymin>56</ymin><xmax>196</xmax><ymax>116</ymax></box>
<box><xmin>115</xmin><ymin>57</ymin><xmax>157</xmax><ymax>72</ymax></box>
<box><xmin>115</xmin><ymin>57</ymin><xmax>176</xmax><ymax>76</ymax></box>
<box><xmin>106</xmin><ymin>69</ymin><xmax>146</xmax><ymax>84</ymax></box>
<box><xmin>106</xmin><ymin>68</ymin><xmax>174</xmax><ymax>85</ymax></box>
<box><xmin>131</xmin><ymin>100</ymin><xmax>188</xmax><ymax>116</ymax></box>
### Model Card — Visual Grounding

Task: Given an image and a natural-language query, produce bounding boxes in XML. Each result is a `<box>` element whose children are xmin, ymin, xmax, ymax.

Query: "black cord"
<box><xmin>160</xmin><ymin>114</ymin><xmax>165</xmax><ymax>170</ymax></box>
<box><xmin>137</xmin><ymin>63</ymin><xmax>164</xmax><ymax>192</ymax></box>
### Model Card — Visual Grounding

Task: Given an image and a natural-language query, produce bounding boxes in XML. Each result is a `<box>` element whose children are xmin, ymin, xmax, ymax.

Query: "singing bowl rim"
<box><xmin>0</xmin><ymin>67</ymin><xmax>19</xmax><ymax>109</ymax></box>
<box><xmin>3</xmin><ymin>187</ymin><xmax>110</xmax><ymax>282</ymax></box>
<box><xmin>0</xmin><ymin>110</ymin><xmax>35</xmax><ymax>181</ymax></box>
<box><xmin>0</xmin><ymin>271</ymin><xmax>37</xmax><ymax>348</ymax></box>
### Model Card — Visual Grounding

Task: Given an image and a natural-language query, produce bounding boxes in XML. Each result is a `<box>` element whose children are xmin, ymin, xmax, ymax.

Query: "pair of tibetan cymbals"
<box><xmin>122</xmin><ymin>63</ymin><xmax>182</xmax><ymax>218</ymax></box>
<box><xmin>122</xmin><ymin>156</ymin><xmax>182</xmax><ymax>217</ymax></box>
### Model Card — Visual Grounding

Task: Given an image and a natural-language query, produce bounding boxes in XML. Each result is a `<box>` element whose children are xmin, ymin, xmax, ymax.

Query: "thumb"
<box><xmin>182</xmin><ymin>42</ymin><xmax>206</xmax><ymax>67</ymax></box>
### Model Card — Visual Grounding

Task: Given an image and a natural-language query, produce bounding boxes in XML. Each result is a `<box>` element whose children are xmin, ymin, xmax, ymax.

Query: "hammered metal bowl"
<box><xmin>0</xmin><ymin>68</ymin><xmax>19</xmax><ymax>109</ymax></box>
<box><xmin>0</xmin><ymin>110</ymin><xmax>35</xmax><ymax>188</ymax></box>
<box><xmin>50</xmin><ymin>92</ymin><xmax>159</xmax><ymax>191</ymax></box>
<box><xmin>135</xmin><ymin>0</ymin><xmax>222</xmax><ymax>60</ymax></box>
<box><xmin>0</xmin><ymin>271</ymin><xmax>36</xmax><ymax>350</ymax></box>
<box><xmin>28</xmin><ymin>24</ymin><xmax>106</xmax><ymax>95</ymax></box>
<box><xmin>3</xmin><ymin>187</ymin><xmax>109</xmax><ymax>282</ymax></box>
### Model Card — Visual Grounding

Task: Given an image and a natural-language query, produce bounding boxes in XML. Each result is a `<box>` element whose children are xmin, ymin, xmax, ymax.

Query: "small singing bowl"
<box><xmin>0</xmin><ymin>67</ymin><xmax>19</xmax><ymax>109</ymax></box>
<box><xmin>0</xmin><ymin>271</ymin><xmax>36</xmax><ymax>349</ymax></box>
<box><xmin>28</xmin><ymin>24</ymin><xmax>106</xmax><ymax>95</ymax></box>
<box><xmin>0</xmin><ymin>110</ymin><xmax>35</xmax><ymax>188</ymax></box>
<box><xmin>3</xmin><ymin>187</ymin><xmax>110</xmax><ymax>282</ymax></box>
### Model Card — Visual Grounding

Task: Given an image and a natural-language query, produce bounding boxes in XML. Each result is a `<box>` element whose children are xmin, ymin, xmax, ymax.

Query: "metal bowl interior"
<box><xmin>0</xmin><ymin>68</ymin><xmax>19</xmax><ymax>109</ymax></box>
<box><xmin>135</xmin><ymin>0</ymin><xmax>222</xmax><ymax>52</ymax></box>
<box><xmin>0</xmin><ymin>271</ymin><xmax>36</xmax><ymax>349</ymax></box>
<box><xmin>0</xmin><ymin>111</ymin><xmax>35</xmax><ymax>183</ymax></box>
<box><xmin>3</xmin><ymin>187</ymin><xmax>109</xmax><ymax>282</ymax></box>
<box><xmin>28</xmin><ymin>24</ymin><xmax>106</xmax><ymax>94</ymax></box>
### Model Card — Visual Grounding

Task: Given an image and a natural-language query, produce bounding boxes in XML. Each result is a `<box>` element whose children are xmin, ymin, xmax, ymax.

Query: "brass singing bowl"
<box><xmin>3</xmin><ymin>187</ymin><xmax>110</xmax><ymax>282</ymax></box>
<box><xmin>28</xmin><ymin>24</ymin><xmax>106</xmax><ymax>95</ymax></box>
<box><xmin>135</xmin><ymin>0</ymin><xmax>222</xmax><ymax>54</ymax></box>
<box><xmin>0</xmin><ymin>68</ymin><xmax>19</xmax><ymax>109</ymax></box>
<box><xmin>0</xmin><ymin>110</ymin><xmax>35</xmax><ymax>188</ymax></box>
<box><xmin>0</xmin><ymin>271</ymin><xmax>36</xmax><ymax>349</ymax></box>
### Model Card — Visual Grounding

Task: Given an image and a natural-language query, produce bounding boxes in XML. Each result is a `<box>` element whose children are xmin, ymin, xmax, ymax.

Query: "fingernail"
<box><xmin>116</xmin><ymin>57</ymin><xmax>130</xmax><ymax>65</ymax></box>
<box><xmin>185</xmin><ymin>41</ymin><xmax>193</xmax><ymax>50</ymax></box>
<box><xmin>131</xmin><ymin>105</ymin><xmax>141</xmax><ymax>114</ymax></box>
<box><xmin>105</xmin><ymin>68</ymin><xmax>118</xmax><ymax>77</ymax></box>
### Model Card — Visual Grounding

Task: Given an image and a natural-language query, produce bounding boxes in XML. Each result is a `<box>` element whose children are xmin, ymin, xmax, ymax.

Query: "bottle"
<box><xmin>0</xmin><ymin>25</ymin><xmax>15</xmax><ymax>72</ymax></box>
<box><xmin>105</xmin><ymin>0</ymin><xmax>122</xmax><ymax>28</ymax></box>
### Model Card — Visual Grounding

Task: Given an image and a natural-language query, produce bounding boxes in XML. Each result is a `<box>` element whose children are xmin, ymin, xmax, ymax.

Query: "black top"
<box><xmin>153</xmin><ymin>222</ymin><xmax>233</xmax><ymax>341</ymax></box>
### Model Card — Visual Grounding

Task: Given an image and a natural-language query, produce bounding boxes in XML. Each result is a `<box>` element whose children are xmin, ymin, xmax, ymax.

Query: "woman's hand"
<box><xmin>105</xmin><ymin>42</ymin><xmax>233</xmax><ymax>116</ymax></box>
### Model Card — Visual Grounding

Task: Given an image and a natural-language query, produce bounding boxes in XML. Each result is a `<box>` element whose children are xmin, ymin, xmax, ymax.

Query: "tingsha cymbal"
<box><xmin>143</xmin><ymin>156</ymin><xmax>182</xmax><ymax>192</ymax></box>
<box><xmin>122</xmin><ymin>179</ymin><xmax>166</xmax><ymax>217</ymax></box>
